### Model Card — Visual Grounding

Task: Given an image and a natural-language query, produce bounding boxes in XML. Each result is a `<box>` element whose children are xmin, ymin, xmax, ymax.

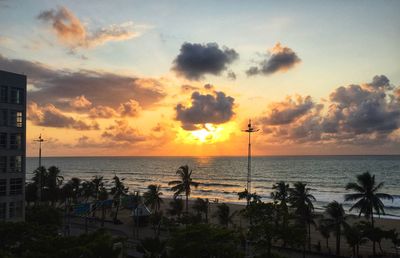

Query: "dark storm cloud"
<box><xmin>366</xmin><ymin>75</ymin><xmax>392</xmax><ymax>90</ymax></box>
<box><xmin>261</xmin><ymin>96</ymin><xmax>315</xmax><ymax>125</ymax></box>
<box><xmin>0</xmin><ymin>55</ymin><xmax>166</xmax><ymax>111</ymax></box>
<box><xmin>172</xmin><ymin>42</ymin><xmax>238</xmax><ymax>80</ymax></box>
<box><xmin>246</xmin><ymin>43</ymin><xmax>301</xmax><ymax>76</ymax></box>
<box><xmin>261</xmin><ymin>75</ymin><xmax>400</xmax><ymax>145</ymax></box>
<box><xmin>329</xmin><ymin>81</ymin><xmax>400</xmax><ymax>134</ymax></box>
<box><xmin>176</xmin><ymin>90</ymin><xmax>235</xmax><ymax>130</ymax></box>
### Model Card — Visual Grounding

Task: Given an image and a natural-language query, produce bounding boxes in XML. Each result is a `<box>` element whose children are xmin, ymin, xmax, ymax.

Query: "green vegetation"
<box><xmin>144</xmin><ymin>184</ymin><xmax>164</xmax><ymax>212</ymax></box>
<box><xmin>321</xmin><ymin>201</ymin><xmax>348</xmax><ymax>256</ymax></box>
<box><xmin>345</xmin><ymin>171</ymin><xmax>394</xmax><ymax>256</ymax></box>
<box><xmin>168</xmin><ymin>165</ymin><xmax>200</xmax><ymax>214</ymax></box>
<box><xmin>0</xmin><ymin>205</ymin><xmax>123</xmax><ymax>258</ymax></box>
<box><xmin>168</xmin><ymin>224</ymin><xmax>243</xmax><ymax>258</ymax></box>
<box><xmin>18</xmin><ymin>165</ymin><xmax>400</xmax><ymax>257</ymax></box>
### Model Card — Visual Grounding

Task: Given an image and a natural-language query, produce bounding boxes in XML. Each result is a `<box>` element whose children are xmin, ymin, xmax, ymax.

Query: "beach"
<box><xmin>76</xmin><ymin>197</ymin><xmax>400</xmax><ymax>257</ymax></box>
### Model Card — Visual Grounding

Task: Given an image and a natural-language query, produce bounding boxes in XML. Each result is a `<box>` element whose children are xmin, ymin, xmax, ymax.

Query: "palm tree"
<box><xmin>98</xmin><ymin>186</ymin><xmax>109</xmax><ymax>227</ymax></box>
<box><xmin>32</xmin><ymin>166</ymin><xmax>48</xmax><ymax>203</ymax></box>
<box><xmin>322</xmin><ymin>201</ymin><xmax>348</xmax><ymax>256</ymax></box>
<box><xmin>47</xmin><ymin>166</ymin><xmax>64</xmax><ymax>206</ymax></box>
<box><xmin>238</xmin><ymin>189</ymin><xmax>261</xmax><ymax>205</ymax></box>
<box><xmin>168</xmin><ymin>165</ymin><xmax>200</xmax><ymax>214</ymax></box>
<box><xmin>91</xmin><ymin>176</ymin><xmax>104</xmax><ymax>201</ymax></box>
<box><xmin>387</xmin><ymin>229</ymin><xmax>400</xmax><ymax>257</ymax></box>
<box><xmin>110</xmin><ymin>175</ymin><xmax>129</xmax><ymax>223</ymax></box>
<box><xmin>345</xmin><ymin>171</ymin><xmax>393</xmax><ymax>256</ymax></box>
<box><xmin>69</xmin><ymin>177</ymin><xmax>82</xmax><ymax>204</ymax></box>
<box><xmin>272</xmin><ymin>182</ymin><xmax>290</xmax><ymax>222</ymax></box>
<box><xmin>214</xmin><ymin>203</ymin><xmax>236</xmax><ymax>227</ymax></box>
<box><xmin>143</xmin><ymin>184</ymin><xmax>164</xmax><ymax>212</ymax></box>
<box><xmin>192</xmin><ymin>198</ymin><xmax>209</xmax><ymax>223</ymax></box>
<box><xmin>318</xmin><ymin>221</ymin><xmax>331</xmax><ymax>254</ymax></box>
<box><xmin>289</xmin><ymin>182</ymin><xmax>316</xmax><ymax>251</ymax></box>
<box><xmin>81</xmin><ymin>181</ymin><xmax>94</xmax><ymax>203</ymax></box>
<box><xmin>91</xmin><ymin>176</ymin><xmax>104</xmax><ymax>217</ymax></box>
<box><xmin>343</xmin><ymin>223</ymin><xmax>366</xmax><ymax>258</ymax></box>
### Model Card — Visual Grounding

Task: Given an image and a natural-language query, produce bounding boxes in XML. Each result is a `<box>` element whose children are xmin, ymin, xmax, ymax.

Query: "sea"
<box><xmin>26</xmin><ymin>156</ymin><xmax>400</xmax><ymax>218</ymax></box>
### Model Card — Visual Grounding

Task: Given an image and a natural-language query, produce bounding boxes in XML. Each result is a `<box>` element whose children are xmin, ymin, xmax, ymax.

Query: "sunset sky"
<box><xmin>1</xmin><ymin>0</ymin><xmax>399</xmax><ymax>156</ymax></box>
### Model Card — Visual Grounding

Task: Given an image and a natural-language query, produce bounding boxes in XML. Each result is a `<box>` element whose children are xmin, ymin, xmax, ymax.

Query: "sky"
<box><xmin>0</xmin><ymin>0</ymin><xmax>399</xmax><ymax>156</ymax></box>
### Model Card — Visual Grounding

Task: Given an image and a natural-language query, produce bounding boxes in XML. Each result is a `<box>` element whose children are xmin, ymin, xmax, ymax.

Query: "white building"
<box><xmin>0</xmin><ymin>70</ymin><xmax>26</xmax><ymax>221</ymax></box>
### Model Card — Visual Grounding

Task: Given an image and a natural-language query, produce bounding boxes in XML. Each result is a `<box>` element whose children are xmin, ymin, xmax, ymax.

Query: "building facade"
<box><xmin>0</xmin><ymin>70</ymin><xmax>26</xmax><ymax>221</ymax></box>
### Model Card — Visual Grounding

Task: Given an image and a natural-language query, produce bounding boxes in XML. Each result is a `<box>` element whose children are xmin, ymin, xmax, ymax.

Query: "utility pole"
<box><xmin>242</xmin><ymin>120</ymin><xmax>259</xmax><ymax>203</ymax></box>
<box><xmin>34</xmin><ymin>134</ymin><xmax>45</xmax><ymax>202</ymax></box>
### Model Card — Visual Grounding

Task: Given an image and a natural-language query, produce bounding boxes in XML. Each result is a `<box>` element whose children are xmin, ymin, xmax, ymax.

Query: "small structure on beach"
<box><xmin>131</xmin><ymin>203</ymin><xmax>151</xmax><ymax>226</ymax></box>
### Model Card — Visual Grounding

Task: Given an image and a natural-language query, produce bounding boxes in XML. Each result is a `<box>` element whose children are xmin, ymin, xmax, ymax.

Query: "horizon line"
<box><xmin>26</xmin><ymin>154</ymin><xmax>400</xmax><ymax>158</ymax></box>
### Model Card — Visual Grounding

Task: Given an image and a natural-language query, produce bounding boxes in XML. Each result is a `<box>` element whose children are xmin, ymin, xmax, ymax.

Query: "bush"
<box><xmin>26</xmin><ymin>205</ymin><xmax>62</xmax><ymax>228</ymax></box>
<box><xmin>169</xmin><ymin>224</ymin><xmax>244</xmax><ymax>258</ymax></box>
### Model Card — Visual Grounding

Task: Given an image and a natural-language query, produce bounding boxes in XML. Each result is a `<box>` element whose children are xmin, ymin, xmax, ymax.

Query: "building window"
<box><xmin>9</xmin><ymin>201</ymin><xmax>23</xmax><ymax>219</ymax></box>
<box><xmin>9</xmin><ymin>134</ymin><xmax>22</xmax><ymax>149</ymax></box>
<box><xmin>0</xmin><ymin>86</ymin><xmax>7</xmax><ymax>103</ymax></box>
<box><xmin>9</xmin><ymin>111</ymin><xmax>23</xmax><ymax>128</ymax></box>
<box><xmin>11</xmin><ymin>88</ymin><xmax>23</xmax><ymax>104</ymax></box>
<box><xmin>0</xmin><ymin>133</ymin><xmax>6</xmax><ymax>148</ymax></box>
<box><xmin>16</xmin><ymin>112</ymin><xmax>22</xmax><ymax>128</ymax></box>
<box><xmin>0</xmin><ymin>109</ymin><xmax>7</xmax><ymax>126</ymax></box>
<box><xmin>9</xmin><ymin>178</ymin><xmax>22</xmax><ymax>195</ymax></box>
<box><xmin>0</xmin><ymin>179</ymin><xmax>6</xmax><ymax>196</ymax></box>
<box><xmin>0</xmin><ymin>156</ymin><xmax>6</xmax><ymax>173</ymax></box>
<box><xmin>0</xmin><ymin>203</ymin><xmax>6</xmax><ymax>220</ymax></box>
<box><xmin>9</xmin><ymin>156</ymin><xmax>22</xmax><ymax>173</ymax></box>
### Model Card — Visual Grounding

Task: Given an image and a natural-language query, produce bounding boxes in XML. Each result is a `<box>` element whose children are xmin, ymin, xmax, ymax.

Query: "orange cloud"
<box><xmin>28</xmin><ymin>102</ymin><xmax>99</xmax><ymax>130</ymax></box>
<box><xmin>37</xmin><ymin>6</ymin><xmax>141</xmax><ymax>49</ymax></box>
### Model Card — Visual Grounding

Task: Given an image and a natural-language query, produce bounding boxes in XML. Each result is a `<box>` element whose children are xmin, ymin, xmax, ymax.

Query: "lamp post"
<box><xmin>34</xmin><ymin>134</ymin><xmax>45</xmax><ymax>202</ymax></box>
<box><xmin>242</xmin><ymin>120</ymin><xmax>259</xmax><ymax>203</ymax></box>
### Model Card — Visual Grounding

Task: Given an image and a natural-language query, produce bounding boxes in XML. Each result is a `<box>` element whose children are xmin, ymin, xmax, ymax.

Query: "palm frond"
<box><xmin>345</xmin><ymin>182</ymin><xmax>364</xmax><ymax>193</ymax></box>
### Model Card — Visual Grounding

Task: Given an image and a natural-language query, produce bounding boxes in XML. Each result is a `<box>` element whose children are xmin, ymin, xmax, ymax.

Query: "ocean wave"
<box><xmin>200</xmin><ymin>182</ymin><xmax>239</xmax><ymax>187</ymax></box>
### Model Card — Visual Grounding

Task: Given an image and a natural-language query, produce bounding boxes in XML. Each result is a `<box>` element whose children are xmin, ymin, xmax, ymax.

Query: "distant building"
<box><xmin>0</xmin><ymin>70</ymin><xmax>26</xmax><ymax>221</ymax></box>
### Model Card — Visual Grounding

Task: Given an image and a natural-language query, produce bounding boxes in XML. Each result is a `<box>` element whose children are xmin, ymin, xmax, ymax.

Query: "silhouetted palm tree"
<box><xmin>272</xmin><ymin>182</ymin><xmax>290</xmax><ymax>225</ymax></box>
<box><xmin>343</xmin><ymin>223</ymin><xmax>366</xmax><ymax>258</ymax></box>
<box><xmin>47</xmin><ymin>166</ymin><xmax>63</xmax><ymax>206</ymax></box>
<box><xmin>81</xmin><ymin>181</ymin><xmax>94</xmax><ymax>203</ymax></box>
<box><xmin>70</xmin><ymin>177</ymin><xmax>82</xmax><ymax>204</ymax></box>
<box><xmin>168</xmin><ymin>165</ymin><xmax>199</xmax><ymax>214</ymax></box>
<box><xmin>289</xmin><ymin>182</ymin><xmax>316</xmax><ymax>251</ymax></box>
<box><xmin>238</xmin><ymin>188</ymin><xmax>261</xmax><ymax>205</ymax></box>
<box><xmin>322</xmin><ymin>201</ymin><xmax>348</xmax><ymax>256</ymax></box>
<box><xmin>318</xmin><ymin>220</ymin><xmax>331</xmax><ymax>254</ymax></box>
<box><xmin>32</xmin><ymin>166</ymin><xmax>48</xmax><ymax>203</ymax></box>
<box><xmin>192</xmin><ymin>198</ymin><xmax>209</xmax><ymax>223</ymax></box>
<box><xmin>110</xmin><ymin>175</ymin><xmax>129</xmax><ymax>222</ymax></box>
<box><xmin>214</xmin><ymin>203</ymin><xmax>236</xmax><ymax>227</ymax></box>
<box><xmin>91</xmin><ymin>176</ymin><xmax>104</xmax><ymax>201</ymax></box>
<box><xmin>91</xmin><ymin>176</ymin><xmax>104</xmax><ymax>217</ymax></box>
<box><xmin>98</xmin><ymin>186</ymin><xmax>109</xmax><ymax>227</ymax></box>
<box><xmin>345</xmin><ymin>171</ymin><xmax>393</xmax><ymax>256</ymax></box>
<box><xmin>144</xmin><ymin>184</ymin><xmax>163</xmax><ymax>212</ymax></box>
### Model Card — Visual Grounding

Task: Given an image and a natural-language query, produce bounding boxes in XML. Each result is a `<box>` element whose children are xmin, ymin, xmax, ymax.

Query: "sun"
<box><xmin>176</xmin><ymin>123</ymin><xmax>236</xmax><ymax>144</ymax></box>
